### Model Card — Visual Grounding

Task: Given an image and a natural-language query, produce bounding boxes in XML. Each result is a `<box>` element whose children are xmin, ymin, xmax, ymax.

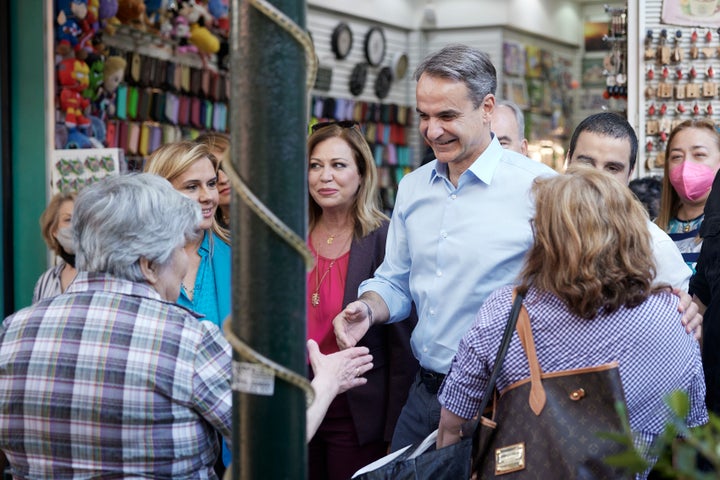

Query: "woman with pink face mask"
<box><xmin>657</xmin><ymin>119</ymin><xmax>720</xmax><ymax>272</ymax></box>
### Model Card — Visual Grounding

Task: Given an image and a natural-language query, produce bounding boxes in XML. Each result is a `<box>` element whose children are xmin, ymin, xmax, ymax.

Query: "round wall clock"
<box><xmin>349</xmin><ymin>63</ymin><xmax>368</xmax><ymax>96</ymax></box>
<box><xmin>392</xmin><ymin>52</ymin><xmax>409</xmax><ymax>80</ymax></box>
<box><xmin>364</xmin><ymin>27</ymin><xmax>386</xmax><ymax>67</ymax></box>
<box><xmin>375</xmin><ymin>66</ymin><xmax>393</xmax><ymax>99</ymax></box>
<box><xmin>331</xmin><ymin>22</ymin><xmax>353</xmax><ymax>60</ymax></box>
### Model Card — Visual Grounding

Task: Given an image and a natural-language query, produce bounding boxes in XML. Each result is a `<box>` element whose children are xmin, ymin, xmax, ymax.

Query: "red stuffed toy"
<box><xmin>58</xmin><ymin>58</ymin><xmax>91</xmax><ymax>129</ymax></box>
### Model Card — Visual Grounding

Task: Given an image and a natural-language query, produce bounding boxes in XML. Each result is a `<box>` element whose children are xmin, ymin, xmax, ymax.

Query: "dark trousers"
<box><xmin>309</xmin><ymin>393</ymin><xmax>388</xmax><ymax>480</ymax></box>
<box><xmin>389</xmin><ymin>370</ymin><xmax>442</xmax><ymax>452</ymax></box>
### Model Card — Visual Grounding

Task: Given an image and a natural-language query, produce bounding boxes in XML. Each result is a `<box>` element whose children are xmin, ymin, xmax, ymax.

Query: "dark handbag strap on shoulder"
<box><xmin>461</xmin><ymin>289</ymin><xmax>525</xmax><ymax>439</ymax></box>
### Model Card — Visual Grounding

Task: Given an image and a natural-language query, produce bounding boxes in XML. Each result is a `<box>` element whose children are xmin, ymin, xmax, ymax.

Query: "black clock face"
<box><xmin>364</xmin><ymin>27</ymin><xmax>386</xmax><ymax>67</ymax></box>
<box><xmin>331</xmin><ymin>23</ymin><xmax>353</xmax><ymax>60</ymax></box>
<box><xmin>375</xmin><ymin>66</ymin><xmax>393</xmax><ymax>99</ymax></box>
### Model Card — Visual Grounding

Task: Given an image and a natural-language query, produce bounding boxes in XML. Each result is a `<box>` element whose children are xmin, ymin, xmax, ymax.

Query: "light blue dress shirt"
<box><xmin>359</xmin><ymin>136</ymin><xmax>556</xmax><ymax>374</ymax></box>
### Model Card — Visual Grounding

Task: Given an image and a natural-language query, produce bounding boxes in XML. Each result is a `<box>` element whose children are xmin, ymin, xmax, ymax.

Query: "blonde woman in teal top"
<box><xmin>145</xmin><ymin>141</ymin><xmax>231</xmax><ymax>329</ymax></box>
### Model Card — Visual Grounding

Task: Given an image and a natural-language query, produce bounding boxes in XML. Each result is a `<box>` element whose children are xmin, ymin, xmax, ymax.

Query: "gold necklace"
<box><xmin>322</xmin><ymin>225</ymin><xmax>351</xmax><ymax>245</ymax></box>
<box><xmin>311</xmin><ymin>235</ymin><xmax>351</xmax><ymax>307</ymax></box>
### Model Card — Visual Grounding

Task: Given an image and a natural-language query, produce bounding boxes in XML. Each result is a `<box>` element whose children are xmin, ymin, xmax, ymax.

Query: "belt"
<box><xmin>419</xmin><ymin>367</ymin><xmax>446</xmax><ymax>395</ymax></box>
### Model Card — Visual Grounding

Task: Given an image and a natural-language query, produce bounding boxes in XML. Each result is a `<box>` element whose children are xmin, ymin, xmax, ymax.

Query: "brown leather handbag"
<box><xmin>472</xmin><ymin>303</ymin><xmax>631</xmax><ymax>479</ymax></box>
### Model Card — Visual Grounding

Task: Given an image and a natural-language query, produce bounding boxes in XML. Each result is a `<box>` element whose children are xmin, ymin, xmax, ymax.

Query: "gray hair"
<box><xmin>496</xmin><ymin>100</ymin><xmax>526</xmax><ymax>141</ymax></box>
<box><xmin>72</xmin><ymin>173</ymin><xmax>201</xmax><ymax>281</ymax></box>
<box><xmin>413</xmin><ymin>44</ymin><xmax>497</xmax><ymax>108</ymax></box>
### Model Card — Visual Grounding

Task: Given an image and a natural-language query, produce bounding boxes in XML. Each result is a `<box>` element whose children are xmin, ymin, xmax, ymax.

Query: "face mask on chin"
<box><xmin>669</xmin><ymin>161</ymin><xmax>716</xmax><ymax>202</ymax></box>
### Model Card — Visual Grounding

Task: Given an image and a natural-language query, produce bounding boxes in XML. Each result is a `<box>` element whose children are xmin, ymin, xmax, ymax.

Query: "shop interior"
<box><xmin>3</xmin><ymin>0</ymin><xmax>720</xmax><ymax>310</ymax></box>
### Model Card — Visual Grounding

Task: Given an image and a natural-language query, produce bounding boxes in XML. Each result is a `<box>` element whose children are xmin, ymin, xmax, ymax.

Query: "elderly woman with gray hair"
<box><xmin>0</xmin><ymin>173</ymin><xmax>373</xmax><ymax>478</ymax></box>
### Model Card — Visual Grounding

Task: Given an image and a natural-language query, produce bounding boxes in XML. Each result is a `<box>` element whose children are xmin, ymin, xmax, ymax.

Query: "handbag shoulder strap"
<box><xmin>465</xmin><ymin>289</ymin><xmax>524</xmax><ymax>439</ymax></box>
<box><xmin>516</xmin><ymin>304</ymin><xmax>547</xmax><ymax>415</ymax></box>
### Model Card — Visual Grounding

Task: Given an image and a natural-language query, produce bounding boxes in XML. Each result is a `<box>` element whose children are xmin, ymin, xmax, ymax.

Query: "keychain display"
<box><xmin>643</xmin><ymin>24</ymin><xmax>719</xmax><ymax>171</ymax></box>
<box><xmin>602</xmin><ymin>7</ymin><xmax>628</xmax><ymax>100</ymax></box>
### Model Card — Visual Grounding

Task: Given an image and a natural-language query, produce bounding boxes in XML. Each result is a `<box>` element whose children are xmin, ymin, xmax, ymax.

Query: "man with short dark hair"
<box><xmin>566</xmin><ymin>112</ymin><xmax>698</xmax><ymax>317</ymax></box>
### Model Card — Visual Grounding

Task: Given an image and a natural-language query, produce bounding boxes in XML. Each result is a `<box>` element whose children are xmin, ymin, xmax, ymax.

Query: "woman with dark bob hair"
<box><xmin>437</xmin><ymin>166</ymin><xmax>707</xmax><ymax>476</ymax></box>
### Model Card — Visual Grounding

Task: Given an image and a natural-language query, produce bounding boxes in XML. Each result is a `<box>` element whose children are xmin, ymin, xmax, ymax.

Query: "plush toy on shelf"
<box><xmin>93</xmin><ymin>56</ymin><xmax>127</xmax><ymax>121</ymax></box>
<box><xmin>116</xmin><ymin>0</ymin><xmax>148</xmax><ymax>31</ymax></box>
<box><xmin>56</xmin><ymin>0</ymin><xmax>92</xmax><ymax>58</ymax></box>
<box><xmin>57</xmin><ymin>57</ymin><xmax>94</xmax><ymax>148</ymax></box>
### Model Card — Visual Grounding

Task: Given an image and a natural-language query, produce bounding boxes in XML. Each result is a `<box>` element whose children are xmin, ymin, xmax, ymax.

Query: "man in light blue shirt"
<box><xmin>333</xmin><ymin>44</ymin><xmax>556</xmax><ymax>451</ymax></box>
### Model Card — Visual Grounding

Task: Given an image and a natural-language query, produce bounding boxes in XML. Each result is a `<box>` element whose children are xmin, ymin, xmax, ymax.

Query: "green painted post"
<box><xmin>228</xmin><ymin>1</ymin><xmax>308</xmax><ymax>478</ymax></box>
<box><xmin>9</xmin><ymin>0</ymin><xmax>48</xmax><ymax>313</ymax></box>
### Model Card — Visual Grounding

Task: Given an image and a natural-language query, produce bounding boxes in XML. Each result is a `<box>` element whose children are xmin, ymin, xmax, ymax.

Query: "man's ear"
<box><xmin>139</xmin><ymin>257</ymin><xmax>159</xmax><ymax>286</ymax></box>
<box><xmin>482</xmin><ymin>93</ymin><xmax>496</xmax><ymax>119</ymax></box>
<box><xmin>521</xmin><ymin>139</ymin><xmax>529</xmax><ymax>157</ymax></box>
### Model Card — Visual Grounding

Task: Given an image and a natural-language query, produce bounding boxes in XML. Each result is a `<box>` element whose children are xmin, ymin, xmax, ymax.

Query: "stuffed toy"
<box><xmin>58</xmin><ymin>58</ymin><xmax>91</xmax><ymax>129</ymax></box>
<box><xmin>207</xmin><ymin>0</ymin><xmax>229</xmax><ymax>33</ymax></box>
<box><xmin>94</xmin><ymin>55</ymin><xmax>127</xmax><ymax>120</ymax></box>
<box><xmin>116</xmin><ymin>0</ymin><xmax>147</xmax><ymax>30</ymax></box>
<box><xmin>98</xmin><ymin>0</ymin><xmax>120</xmax><ymax>34</ymax></box>
<box><xmin>56</xmin><ymin>0</ymin><xmax>91</xmax><ymax>58</ymax></box>
<box><xmin>189</xmin><ymin>17</ymin><xmax>220</xmax><ymax>54</ymax></box>
<box><xmin>57</xmin><ymin>57</ymin><xmax>95</xmax><ymax>148</ymax></box>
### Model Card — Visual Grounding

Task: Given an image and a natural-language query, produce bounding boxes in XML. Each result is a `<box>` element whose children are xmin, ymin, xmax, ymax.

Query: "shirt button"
<box><xmin>441</xmin><ymin>231</ymin><xmax>448</xmax><ymax>238</ymax></box>
<box><xmin>423</xmin><ymin>347</ymin><xmax>428</xmax><ymax>352</ymax></box>
<box><xmin>451</xmin><ymin>194</ymin><xmax>457</xmax><ymax>200</ymax></box>
<box><xmin>436</xmin><ymin>270</ymin><xmax>442</xmax><ymax>277</ymax></box>
<box><xmin>429</xmin><ymin>309</ymin><xmax>436</xmax><ymax>315</ymax></box>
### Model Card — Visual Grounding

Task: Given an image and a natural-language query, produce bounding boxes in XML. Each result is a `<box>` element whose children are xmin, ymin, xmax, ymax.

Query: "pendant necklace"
<box><xmin>311</xmin><ymin>233</ymin><xmax>351</xmax><ymax>307</ymax></box>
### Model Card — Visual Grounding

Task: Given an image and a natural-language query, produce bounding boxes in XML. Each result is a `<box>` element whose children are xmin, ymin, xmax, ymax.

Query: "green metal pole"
<box><xmin>229</xmin><ymin>1</ymin><xmax>308</xmax><ymax>479</ymax></box>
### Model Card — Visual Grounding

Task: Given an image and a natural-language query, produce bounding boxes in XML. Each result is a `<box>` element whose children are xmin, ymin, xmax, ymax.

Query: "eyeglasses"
<box><xmin>310</xmin><ymin>120</ymin><xmax>359</xmax><ymax>133</ymax></box>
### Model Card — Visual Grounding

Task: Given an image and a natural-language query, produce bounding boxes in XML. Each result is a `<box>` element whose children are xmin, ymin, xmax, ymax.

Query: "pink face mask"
<box><xmin>669</xmin><ymin>161</ymin><xmax>717</xmax><ymax>202</ymax></box>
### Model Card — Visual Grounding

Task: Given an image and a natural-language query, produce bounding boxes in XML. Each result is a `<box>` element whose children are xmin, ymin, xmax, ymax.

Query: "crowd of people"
<box><xmin>0</xmin><ymin>42</ymin><xmax>717</xmax><ymax>478</ymax></box>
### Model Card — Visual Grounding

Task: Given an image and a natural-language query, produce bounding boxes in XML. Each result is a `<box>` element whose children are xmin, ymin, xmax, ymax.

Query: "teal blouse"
<box><xmin>177</xmin><ymin>230</ymin><xmax>231</xmax><ymax>330</ymax></box>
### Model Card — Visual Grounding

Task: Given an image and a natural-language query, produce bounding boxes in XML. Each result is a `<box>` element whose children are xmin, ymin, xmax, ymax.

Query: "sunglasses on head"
<box><xmin>310</xmin><ymin>120</ymin><xmax>359</xmax><ymax>133</ymax></box>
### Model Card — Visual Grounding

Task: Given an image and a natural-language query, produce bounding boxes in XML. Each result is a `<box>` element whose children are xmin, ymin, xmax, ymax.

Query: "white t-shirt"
<box><xmin>648</xmin><ymin>219</ymin><xmax>692</xmax><ymax>291</ymax></box>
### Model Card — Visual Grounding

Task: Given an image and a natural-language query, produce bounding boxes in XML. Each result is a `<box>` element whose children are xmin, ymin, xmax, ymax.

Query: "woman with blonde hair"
<box><xmin>144</xmin><ymin>141</ymin><xmax>230</xmax><ymax>329</ymax></box>
<box><xmin>656</xmin><ymin>119</ymin><xmax>720</xmax><ymax>272</ymax></box>
<box><xmin>33</xmin><ymin>191</ymin><xmax>78</xmax><ymax>302</ymax></box>
<box><xmin>306</xmin><ymin>121</ymin><xmax>417</xmax><ymax>480</ymax></box>
<box><xmin>196</xmin><ymin>132</ymin><xmax>232</xmax><ymax>229</ymax></box>
<box><xmin>437</xmin><ymin>167</ymin><xmax>706</xmax><ymax>476</ymax></box>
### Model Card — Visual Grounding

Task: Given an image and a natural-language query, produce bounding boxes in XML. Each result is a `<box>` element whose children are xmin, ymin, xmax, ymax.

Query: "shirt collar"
<box><xmin>428</xmin><ymin>135</ymin><xmax>504</xmax><ymax>186</ymax></box>
<box><xmin>66</xmin><ymin>271</ymin><xmax>165</xmax><ymax>301</ymax></box>
<box><xmin>199</xmin><ymin>230</ymin><xmax>211</xmax><ymax>256</ymax></box>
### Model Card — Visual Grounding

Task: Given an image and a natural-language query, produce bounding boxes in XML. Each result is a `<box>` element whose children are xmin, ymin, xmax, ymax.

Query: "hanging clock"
<box><xmin>331</xmin><ymin>23</ymin><xmax>353</xmax><ymax>60</ymax></box>
<box><xmin>392</xmin><ymin>52</ymin><xmax>409</xmax><ymax>80</ymax></box>
<box><xmin>364</xmin><ymin>27</ymin><xmax>386</xmax><ymax>67</ymax></box>
<box><xmin>375</xmin><ymin>66</ymin><xmax>393</xmax><ymax>99</ymax></box>
<box><xmin>349</xmin><ymin>63</ymin><xmax>368</xmax><ymax>96</ymax></box>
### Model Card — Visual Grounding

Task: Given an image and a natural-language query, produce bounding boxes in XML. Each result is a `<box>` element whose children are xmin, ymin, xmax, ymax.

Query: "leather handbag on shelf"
<box><xmin>472</xmin><ymin>302</ymin><xmax>631</xmax><ymax>479</ymax></box>
<box><xmin>351</xmin><ymin>292</ymin><xmax>526</xmax><ymax>480</ymax></box>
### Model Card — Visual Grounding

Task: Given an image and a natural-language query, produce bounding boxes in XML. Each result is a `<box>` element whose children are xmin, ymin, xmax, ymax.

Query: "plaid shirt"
<box><xmin>0</xmin><ymin>272</ymin><xmax>232</xmax><ymax>479</ymax></box>
<box><xmin>440</xmin><ymin>286</ymin><xmax>707</xmax><ymax>466</ymax></box>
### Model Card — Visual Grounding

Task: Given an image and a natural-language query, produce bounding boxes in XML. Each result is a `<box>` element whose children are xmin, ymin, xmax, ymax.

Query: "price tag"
<box><xmin>232</xmin><ymin>361</ymin><xmax>276</xmax><ymax>396</ymax></box>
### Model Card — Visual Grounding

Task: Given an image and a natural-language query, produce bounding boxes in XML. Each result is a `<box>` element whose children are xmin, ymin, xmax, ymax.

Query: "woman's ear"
<box><xmin>139</xmin><ymin>257</ymin><xmax>159</xmax><ymax>286</ymax></box>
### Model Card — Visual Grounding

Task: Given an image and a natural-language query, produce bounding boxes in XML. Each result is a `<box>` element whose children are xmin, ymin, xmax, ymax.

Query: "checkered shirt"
<box><xmin>439</xmin><ymin>285</ymin><xmax>707</xmax><ymax>461</ymax></box>
<box><xmin>0</xmin><ymin>272</ymin><xmax>233</xmax><ymax>479</ymax></box>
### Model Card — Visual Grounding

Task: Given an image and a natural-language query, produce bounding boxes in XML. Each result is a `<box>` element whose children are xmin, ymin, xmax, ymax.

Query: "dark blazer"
<box><xmin>691</xmin><ymin>171</ymin><xmax>720</xmax><ymax>414</ymax></box>
<box><xmin>342</xmin><ymin>220</ymin><xmax>419</xmax><ymax>444</ymax></box>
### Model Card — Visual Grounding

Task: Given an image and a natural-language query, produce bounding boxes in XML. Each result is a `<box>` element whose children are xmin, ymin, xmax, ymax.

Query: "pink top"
<box><xmin>307</xmin><ymin>244</ymin><xmax>350</xmax><ymax>355</ymax></box>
